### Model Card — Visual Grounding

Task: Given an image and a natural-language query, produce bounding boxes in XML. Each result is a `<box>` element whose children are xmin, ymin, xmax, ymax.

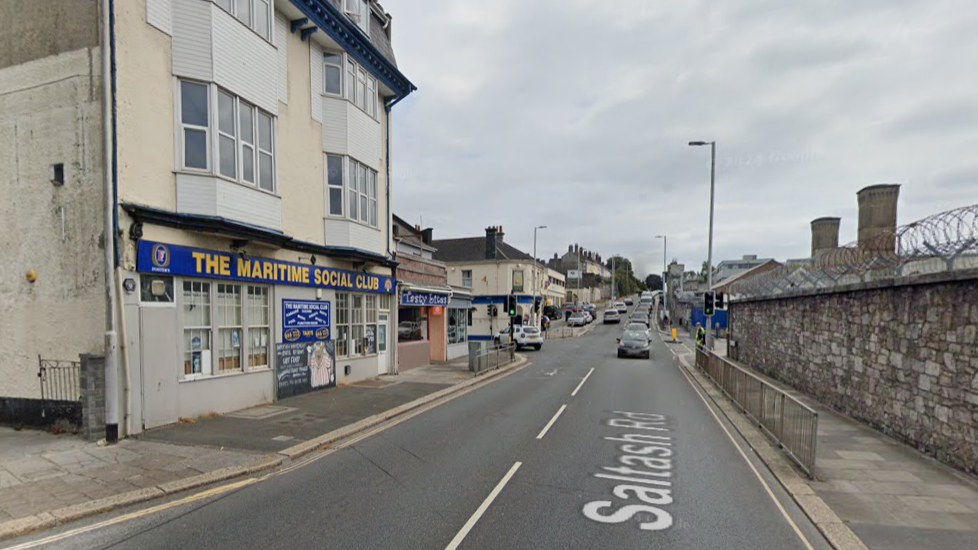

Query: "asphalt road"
<box><xmin>8</xmin><ymin>309</ymin><xmax>832</xmax><ymax>550</ymax></box>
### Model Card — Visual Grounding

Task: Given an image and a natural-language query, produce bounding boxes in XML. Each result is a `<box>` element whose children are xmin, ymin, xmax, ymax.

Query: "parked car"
<box><xmin>568</xmin><ymin>312</ymin><xmax>587</xmax><ymax>327</ymax></box>
<box><xmin>584</xmin><ymin>303</ymin><xmax>598</xmax><ymax>317</ymax></box>
<box><xmin>583</xmin><ymin>310</ymin><xmax>594</xmax><ymax>324</ymax></box>
<box><xmin>544</xmin><ymin>305</ymin><xmax>560</xmax><ymax>319</ymax></box>
<box><xmin>624</xmin><ymin>298</ymin><xmax>634</xmax><ymax>306</ymax></box>
<box><xmin>398</xmin><ymin>321</ymin><xmax>422</xmax><ymax>341</ymax></box>
<box><xmin>614</xmin><ymin>302</ymin><xmax>628</xmax><ymax>313</ymax></box>
<box><xmin>617</xmin><ymin>330</ymin><xmax>651</xmax><ymax>359</ymax></box>
<box><xmin>603</xmin><ymin>309</ymin><xmax>621</xmax><ymax>324</ymax></box>
<box><xmin>495</xmin><ymin>325</ymin><xmax>545</xmax><ymax>350</ymax></box>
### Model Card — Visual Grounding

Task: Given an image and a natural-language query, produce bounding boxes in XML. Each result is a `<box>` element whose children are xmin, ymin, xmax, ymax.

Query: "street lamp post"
<box><xmin>689</xmin><ymin>140</ymin><xmax>717</xmax><ymax>350</ymax></box>
<box><xmin>532</xmin><ymin>225</ymin><xmax>547</xmax><ymax>326</ymax></box>
<box><xmin>655</xmin><ymin>235</ymin><xmax>667</xmax><ymax>320</ymax></box>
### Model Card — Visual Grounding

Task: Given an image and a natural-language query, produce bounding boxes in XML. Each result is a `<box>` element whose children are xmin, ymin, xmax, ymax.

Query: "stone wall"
<box><xmin>730</xmin><ymin>269</ymin><xmax>978</xmax><ymax>476</ymax></box>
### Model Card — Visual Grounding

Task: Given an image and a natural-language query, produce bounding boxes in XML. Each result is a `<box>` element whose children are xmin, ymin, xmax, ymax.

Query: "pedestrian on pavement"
<box><xmin>695</xmin><ymin>322</ymin><xmax>706</xmax><ymax>348</ymax></box>
<box><xmin>541</xmin><ymin>315</ymin><xmax>550</xmax><ymax>332</ymax></box>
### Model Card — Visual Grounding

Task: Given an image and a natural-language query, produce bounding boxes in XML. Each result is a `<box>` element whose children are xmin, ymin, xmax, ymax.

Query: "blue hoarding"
<box><xmin>282</xmin><ymin>300</ymin><xmax>331</xmax><ymax>343</ymax></box>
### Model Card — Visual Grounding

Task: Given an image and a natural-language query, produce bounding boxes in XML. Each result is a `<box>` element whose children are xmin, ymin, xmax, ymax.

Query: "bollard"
<box><xmin>671</xmin><ymin>327</ymin><xmax>677</xmax><ymax>341</ymax></box>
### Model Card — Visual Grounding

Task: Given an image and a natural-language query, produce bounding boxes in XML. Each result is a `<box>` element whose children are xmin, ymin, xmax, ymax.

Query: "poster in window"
<box><xmin>365</xmin><ymin>325</ymin><xmax>376</xmax><ymax>354</ymax></box>
<box><xmin>275</xmin><ymin>340</ymin><xmax>337</xmax><ymax>399</ymax></box>
<box><xmin>513</xmin><ymin>270</ymin><xmax>524</xmax><ymax>292</ymax></box>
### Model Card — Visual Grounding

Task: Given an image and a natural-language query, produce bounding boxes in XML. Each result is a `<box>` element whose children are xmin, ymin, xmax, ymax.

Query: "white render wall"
<box><xmin>0</xmin><ymin>48</ymin><xmax>106</xmax><ymax>398</ymax></box>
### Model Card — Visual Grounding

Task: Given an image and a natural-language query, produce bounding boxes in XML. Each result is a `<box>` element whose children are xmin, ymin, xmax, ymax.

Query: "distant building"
<box><xmin>714</xmin><ymin>255</ymin><xmax>775</xmax><ymax>283</ymax></box>
<box><xmin>547</xmin><ymin>244</ymin><xmax>610</xmax><ymax>304</ymax></box>
<box><xmin>434</xmin><ymin>227</ymin><xmax>557</xmax><ymax>341</ymax></box>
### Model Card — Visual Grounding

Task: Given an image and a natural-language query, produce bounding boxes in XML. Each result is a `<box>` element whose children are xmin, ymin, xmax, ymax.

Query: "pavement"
<box><xmin>0</xmin><ymin>358</ymin><xmax>520</xmax><ymax>542</ymax></box>
<box><xmin>669</xmin><ymin>331</ymin><xmax>978</xmax><ymax>550</ymax></box>
<box><xmin>10</xmin><ymin>306</ymin><xmax>837</xmax><ymax>549</ymax></box>
<box><xmin>0</xmin><ymin>428</ymin><xmax>259</xmax><ymax>524</ymax></box>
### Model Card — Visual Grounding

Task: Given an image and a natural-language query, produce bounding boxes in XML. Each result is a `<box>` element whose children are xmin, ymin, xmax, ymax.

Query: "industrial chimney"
<box><xmin>857</xmin><ymin>184</ymin><xmax>900</xmax><ymax>254</ymax></box>
<box><xmin>810</xmin><ymin>217</ymin><xmax>841</xmax><ymax>257</ymax></box>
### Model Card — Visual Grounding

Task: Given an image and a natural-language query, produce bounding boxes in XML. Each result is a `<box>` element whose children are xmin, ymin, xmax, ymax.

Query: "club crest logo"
<box><xmin>151</xmin><ymin>244</ymin><xmax>170</xmax><ymax>268</ymax></box>
<box><xmin>384</xmin><ymin>279</ymin><xmax>393</xmax><ymax>292</ymax></box>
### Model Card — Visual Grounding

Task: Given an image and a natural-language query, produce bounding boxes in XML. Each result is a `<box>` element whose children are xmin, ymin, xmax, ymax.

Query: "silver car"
<box><xmin>568</xmin><ymin>312</ymin><xmax>587</xmax><ymax>327</ymax></box>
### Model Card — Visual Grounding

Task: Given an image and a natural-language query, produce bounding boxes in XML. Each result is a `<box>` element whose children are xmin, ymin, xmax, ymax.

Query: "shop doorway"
<box><xmin>378</xmin><ymin>313</ymin><xmax>389</xmax><ymax>374</ymax></box>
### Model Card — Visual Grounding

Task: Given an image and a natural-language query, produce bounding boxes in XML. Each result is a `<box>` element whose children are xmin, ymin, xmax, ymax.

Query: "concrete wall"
<box><xmin>730</xmin><ymin>269</ymin><xmax>978</xmax><ymax>475</ymax></box>
<box><xmin>0</xmin><ymin>33</ymin><xmax>106</xmax><ymax>398</ymax></box>
<box><xmin>0</xmin><ymin>0</ymin><xmax>99</xmax><ymax>70</ymax></box>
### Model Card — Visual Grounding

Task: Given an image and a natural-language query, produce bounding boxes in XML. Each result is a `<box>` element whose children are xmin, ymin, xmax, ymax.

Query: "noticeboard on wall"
<box><xmin>275</xmin><ymin>341</ymin><xmax>336</xmax><ymax>399</ymax></box>
<box><xmin>513</xmin><ymin>270</ymin><xmax>525</xmax><ymax>292</ymax></box>
<box><xmin>282</xmin><ymin>299</ymin><xmax>330</xmax><ymax>343</ymax></box>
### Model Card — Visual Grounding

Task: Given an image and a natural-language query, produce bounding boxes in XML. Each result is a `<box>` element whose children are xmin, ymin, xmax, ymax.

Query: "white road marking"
<box><xmin>571</xmin><ymin>368</ymin><xmax>595</xmax><ymax>397</ymax></box>
<box><xmin>444</xmin><ymin>461</ymin><xmax>522</xmax><ymax>550</ymax></box>
<box><xmin>536</xmin><ymin>404</ymin><xmax>568</xmax><ymax>440</ymax></box>
<box><xmin>672</xmin><ymin>357</ymin><xmax>816</xmax><ymax>550</ymax></box>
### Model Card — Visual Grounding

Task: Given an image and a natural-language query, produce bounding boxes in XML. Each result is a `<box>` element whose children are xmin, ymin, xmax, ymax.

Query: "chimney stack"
<box><xmin>857</xmin><ymin>184</ymin><xmax>900</xmax><ymax>254</ymax></box>
<box><xmin>485</xmin><ymin>226</ymin><xmax>498</xmax><ymax>260</ymax></box>
<box><xmin>421</xmin><ymin>228</ymin><xmax>433</xmax><ymax>245</ymax></box>
<box><xmin>810</xmin><ymin>217</ymin><xmax>841</xmax><ymax>257</ymax></box>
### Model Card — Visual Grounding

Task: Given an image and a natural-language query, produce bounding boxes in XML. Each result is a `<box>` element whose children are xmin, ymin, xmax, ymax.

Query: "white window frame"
<box><xmin>345</xmin><ymin>57</ymin><xmax>380</xmax><ymax>121</ymax></box>
<box><xmin>246</xmin><ymin>285</ymin><xmax>271</xmax><ymax>370</ymax></box>
<box><xmin>344</xmin><ymin>0</ymin><xmax>370</xmax><ymax>34</ymax></box>
<box><xmin>257</xmin><ymin>110</ymin><xmax>275</xmax><ymax>192</ymax></box>
<box><xmin>217</xmin><ymin>90</ymin><xmax>238</xmax><ymax>179</ymax></box>
<box><xmin>323</xmin><ymin>52</ymin><xmax>344</xmax><ymax>97</ymax></box>
<box><xmin>326</xmin><ymin>154</ymin><xmax>344</xmax><ymax>217</ymax></box>
<box><xmin>179</xmin><ymin>81</ymin><xmax>210</xmax><ymax>172</ymax></box>
<box><xmin>462</xmin><ymin>270</ymin><xmax>472</xmax><ymax>288</ymax></box>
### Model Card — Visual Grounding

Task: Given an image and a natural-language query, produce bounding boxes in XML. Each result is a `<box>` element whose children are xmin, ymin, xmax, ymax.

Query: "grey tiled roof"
<box><xmin>326</xmin><ymin>0</ymin><xmax>397</xmax><ymax>67</ymax></box>
<box><xmin>432</xmin><ymin>238</ymin><xmax>533</xmax><ymax>263</ymax></box>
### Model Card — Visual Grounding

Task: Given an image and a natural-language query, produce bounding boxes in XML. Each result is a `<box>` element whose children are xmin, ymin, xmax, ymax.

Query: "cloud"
<box><xmin>389</xmin><ymin>0</ymin><xmax>978</xmax><ymax>276</ymax></box>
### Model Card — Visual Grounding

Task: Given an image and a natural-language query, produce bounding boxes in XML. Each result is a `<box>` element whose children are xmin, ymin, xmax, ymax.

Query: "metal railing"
<box><xmin>473</xmin><ymin>343</ymin><xmax>516</xmax><ymax>375</ymax></box>
<box><xmin>695</xmin><ymin>349</ymin><xmax>818</xmax><ymax>477</ymax></box>
<box><xmin>38</xmin><ymin>356</ymin><xmax>82</xmax><ymax>402</ymax></box>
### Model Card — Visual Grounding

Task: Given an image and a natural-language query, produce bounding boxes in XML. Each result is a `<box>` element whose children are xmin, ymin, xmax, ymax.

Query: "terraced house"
<box><xmin>0</xmin><ymin>0</ymin><xmax>415</xmax><ymax>439</ymax></box>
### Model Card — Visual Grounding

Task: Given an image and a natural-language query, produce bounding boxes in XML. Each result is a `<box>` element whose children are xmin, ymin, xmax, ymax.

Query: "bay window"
<box><xmin>345</xmin><ymin>57</ymin><xmax>379</xmax><ymax>121</ymax></box>
<box><xmin>215</xmin><ymin>0</ymin><xmax>272</xmax><ymax>41</ymax></box>
<box><xmin>342</xmin><ymin>158</ymin><xmax>378</xmax><ymax>228</ymax></box>
<box><xmin>178</xmin><ymin>80</ymin><xmax>276</xmax><ymax>193</ymax></box>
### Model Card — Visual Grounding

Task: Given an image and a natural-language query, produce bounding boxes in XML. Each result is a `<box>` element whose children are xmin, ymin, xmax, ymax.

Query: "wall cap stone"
<box><xmin>732</xmin><ymin>267</ymin><xmax>978</xmax><ymax>305</ymax></box>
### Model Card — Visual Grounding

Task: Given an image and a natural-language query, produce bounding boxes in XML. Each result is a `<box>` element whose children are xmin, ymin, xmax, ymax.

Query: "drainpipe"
<box><xmin>385</xmin><ymin>99</ymin><xmax>396</xmax><ymax>375</ymax></box>
<box><xmin>100</xmin><ymin>0</ymin><xmax>120</xmax><ymax>443</ymax></box>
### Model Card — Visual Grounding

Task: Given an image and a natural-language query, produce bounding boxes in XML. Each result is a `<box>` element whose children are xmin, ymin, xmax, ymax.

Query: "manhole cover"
<box><xmin>226</xmin><ymin>406</ymin><xmax>295</xmax><ymax>420</ymax></box>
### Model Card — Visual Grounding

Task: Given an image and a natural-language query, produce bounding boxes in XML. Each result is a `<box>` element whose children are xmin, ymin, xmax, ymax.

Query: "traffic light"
<box><xmin>487</xmin><ymin>304</ymin><xmax>494</xmax><ymax>316</ymax></box>
<box><xmin>492</xmin><ymin>305</ymin><xmax>499</xmax><ymax>317</ymax></box>
<box><xmin>506</xmin><ymin>295</ymin><xmax>518</xmax><ymax>317</ymax></box>
<box><xmin>716</xmin><ymin>292</ymin><xmax>725</xmax><ymax>309</ymax></box>
<box><xmin>704</xmin><ymin>291</ymin><xmax>715</xmax><ymax>316</ymax></box>
<box><xmin>533</xmin><ymin>298</ymin><xmax>541</xmax><ymax>313</ymax></box>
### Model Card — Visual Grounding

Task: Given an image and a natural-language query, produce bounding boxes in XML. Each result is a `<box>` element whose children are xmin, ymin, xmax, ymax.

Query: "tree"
<box><xmin>698</xmin><ymin>261</ymin><xmax>709</xmax><ymax>283</ymax></box>
<box><xmin>645</xmin><ymin>274</ymin><xmax>663</xmax><ymax>291</ymax></box>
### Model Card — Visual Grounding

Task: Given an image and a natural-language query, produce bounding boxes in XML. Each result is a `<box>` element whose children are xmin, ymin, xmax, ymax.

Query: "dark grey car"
<box><xmin>617</xmin><ymin>330</ymin><xmax>651</xmax><ymax>359</ymax></box>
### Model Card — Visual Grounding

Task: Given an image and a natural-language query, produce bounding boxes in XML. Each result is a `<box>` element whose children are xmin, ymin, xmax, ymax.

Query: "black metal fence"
<box><xmin>38</xmin><ymin>356</ymin><xmax>82</xmax><ymax>402</ymax></box>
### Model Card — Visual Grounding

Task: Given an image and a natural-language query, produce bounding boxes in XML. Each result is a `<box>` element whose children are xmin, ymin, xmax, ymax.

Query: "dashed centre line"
<box><xmin>444</xmin><ymin>461</ymin><xmax>523</xmax><ymax>550</ymax></box>
<box><xmin>536</xmin><ymin>404</ymin><xmax>568</xmax><ymax>440</ymax></box>
<box><xmin>571</xmin><ymin>368</ymin><xmax>595</xmax><ymax>397</ymax></box>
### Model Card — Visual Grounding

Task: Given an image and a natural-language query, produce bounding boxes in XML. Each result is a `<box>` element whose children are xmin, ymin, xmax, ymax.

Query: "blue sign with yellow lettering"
<box><xmin>282</xmin><ymin>300</ymin><xmax>330</xmax><ymax>343</ymax></box>
<box><xmin>136</xmin><ymin>241</ymin><xmax>395</xmax><ymax>294</ymax></box>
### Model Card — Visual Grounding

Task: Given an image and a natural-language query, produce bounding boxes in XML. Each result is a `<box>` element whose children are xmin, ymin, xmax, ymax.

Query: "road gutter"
<box><xmin>670</xmin><ymin>342</ymin><xmax>869</xmax><ymax>550</ymax></box>
<box><xmin>0</xmin><ymin>355</ymin><xmax>532</xmax><ymax>544</ymax></box>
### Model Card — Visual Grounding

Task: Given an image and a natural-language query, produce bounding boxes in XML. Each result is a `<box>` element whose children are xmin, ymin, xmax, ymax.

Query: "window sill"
<box><xmin>179</xmin><ymin>367</ymin><xmax>271</xmax><ymax>383</ymax></box>
<box><xmin>325</xmin><ymin>216</ymin><xmax>381</xmax><ymax>232</ymax></box>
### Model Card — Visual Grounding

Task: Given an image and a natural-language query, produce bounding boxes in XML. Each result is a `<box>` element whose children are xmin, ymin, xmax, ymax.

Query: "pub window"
<box><xmin>336</xmin><ymin>292</ymin><xmax>350</xmax><ymax>357</ymax></box>
<box><xmin>182</xmin><ymin>281</ymin><xmax>212</xmax><ymax>377</ymax></box>
<box><xmin>216</xmin><ymin>283</ymin><xmax>243</xmax><ymax>373</ymax></box>
<box><xmin>247</xmin><ymin>286</ymin><xmax>270</xmax><ymax>369</ymax></box>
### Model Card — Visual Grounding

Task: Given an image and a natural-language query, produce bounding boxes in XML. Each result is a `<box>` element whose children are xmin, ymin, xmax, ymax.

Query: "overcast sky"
<box><xmin>388</xmin><ymin>0</ymin><xmax>978</xmax><ymax>277</ymax></box>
